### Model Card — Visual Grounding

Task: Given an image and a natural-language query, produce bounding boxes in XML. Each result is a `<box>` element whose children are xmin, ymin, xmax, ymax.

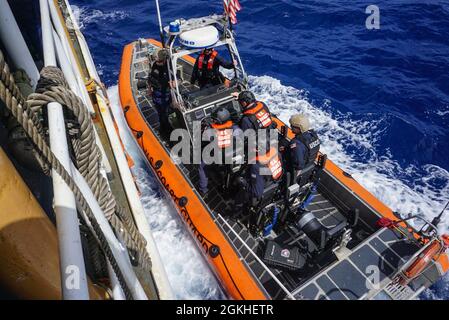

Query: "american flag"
<box><xmin>223</xmin><ymin>0</ymin><xmax>242</xmax><ymax>24</ymax></box>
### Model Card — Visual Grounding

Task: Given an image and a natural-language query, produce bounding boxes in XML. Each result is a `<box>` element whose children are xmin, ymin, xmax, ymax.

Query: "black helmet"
<box><xmin>238</xmin><ymin>91</ymin><xmax>255</xmax><ymax>105</ymax></box>
<box><xmin>212</xmin><ymin>107</ymin><xmax>231</xmax><ymax>124</ymax></box>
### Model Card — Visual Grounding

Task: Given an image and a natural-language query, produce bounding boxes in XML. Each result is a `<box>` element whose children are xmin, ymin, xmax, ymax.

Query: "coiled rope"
<box><xmin>26</xmin><ymin>66</ymin><xmax>153</xmax><ymax>274</ymax></box>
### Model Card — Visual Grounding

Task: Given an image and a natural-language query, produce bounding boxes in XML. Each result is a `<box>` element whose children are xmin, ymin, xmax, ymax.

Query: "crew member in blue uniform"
<box><xmin>148</xmin><ymin>48</ymin><xmax>172</xmax><ymax>138</ymax></box>
<box><xmin>190</xmin><ymin>48</ymin><xmax>235</xmax><ymax>89</ymax></box>
<box><xmin>235</xmin><ymin>90</ymin><xmax>278</xmax><ymax>171</ymax></box>
<box><xmin>235</xmin><ymin>146</ymin><xmax>283</xmax><ymax>217</ymax></box>
<box><xmin>236</xmin><ymin>91</ymin><xmax>274</xmax><ymax>133</ymax></box>
<box><xmin>288</xmin><ymin>114</ymin><xmax>321</xmax><ymax>178</ymax></box>
<box><xmin>198</xmin><ymin>107</ymin><xmax>243</xmax><ymax>196</ymax></box>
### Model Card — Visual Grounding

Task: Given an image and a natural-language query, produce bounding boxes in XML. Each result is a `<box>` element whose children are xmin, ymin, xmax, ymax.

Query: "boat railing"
<box><xmin>162</xmin><ymin>14</ymin><xmax>227</xmax><ymax>34</ymax></box>
<box><xmin>161</xmin><ymin>11</ymin><xmax>248</xmax><ymax>112</ymax></box>
<box><xmin>216</xmin><ymin>214</ymin><xmax>297</xmax><ymax>300</ymax></box>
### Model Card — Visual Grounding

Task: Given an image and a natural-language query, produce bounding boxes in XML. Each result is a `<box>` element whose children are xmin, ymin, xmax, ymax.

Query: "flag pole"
<box><xmin>223</xmin><ymin>0</ymin><xmax>233</xmax><ymax>32</ymax></box>
<box><xmin>154</xmin><ymin>0</ymin><xmax>166</xmax><ymax>47</ymax></box>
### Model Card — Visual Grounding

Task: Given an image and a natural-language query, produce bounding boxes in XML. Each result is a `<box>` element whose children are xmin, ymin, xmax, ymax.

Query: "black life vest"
<box><xmin>296</xmin><ymin>130</ymin><xmax>320</xmax><ymax>166</ymax></box>
<box><xmin>149</xmin><ymin>62</ymin><xmax>169</xmax><ymax>93</ymax></box>
<box><xmin>243</xmin><ymin>101</ymin><xmax>273</xmax><ymax>130</ymax></box>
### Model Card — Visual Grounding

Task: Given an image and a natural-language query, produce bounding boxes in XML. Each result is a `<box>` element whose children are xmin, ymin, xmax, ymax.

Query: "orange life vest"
<box><xmin>243</xmin><ymin>101</ymin><xmax>273</xmax><ymax>129</ymax></box>
<box><xmin>255</xmin><ymin>147</ymin><xmax>283</xmax><ymax>181</ymax></box>
<box><xmin>198</xmin><ymin>50</ymin><xmax>218</xmax><ymax>71</ymax></box>
<box><xmin>211</xmin><ymin>121</ymin><xmax>233</xmax><ymax>149</ymax></box>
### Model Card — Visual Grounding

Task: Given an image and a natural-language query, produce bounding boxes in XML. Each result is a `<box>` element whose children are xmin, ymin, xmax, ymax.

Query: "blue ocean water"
<box><xmin>71</xmin><ymin>0</ymin><xmax>449</xmax><ymax>299</ymax></box>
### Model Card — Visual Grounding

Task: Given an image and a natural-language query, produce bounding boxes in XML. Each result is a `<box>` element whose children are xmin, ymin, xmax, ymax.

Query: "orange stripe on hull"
<box><xmin>119</xmin><ymin>42</ymin><xmax>268</xmax><ymax>300</ymax></box>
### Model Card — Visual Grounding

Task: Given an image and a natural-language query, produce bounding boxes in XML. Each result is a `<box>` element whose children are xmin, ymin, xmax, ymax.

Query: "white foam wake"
<box><xmin>108</xmin><ymin>86</ymin><xmax>225</xmax><ymax>299</ymax></box>
<box><xmin>71</xmin><ymin>5</ymin><xmax>129</xmax><ymax>30</ymax></box>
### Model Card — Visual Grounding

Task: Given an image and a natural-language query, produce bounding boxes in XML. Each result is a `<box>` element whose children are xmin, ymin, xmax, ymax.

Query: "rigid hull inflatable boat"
<box><xmin>119</xmin><ymin>13</ymin><xmax>449</xmax><ymax>300</ymax></box>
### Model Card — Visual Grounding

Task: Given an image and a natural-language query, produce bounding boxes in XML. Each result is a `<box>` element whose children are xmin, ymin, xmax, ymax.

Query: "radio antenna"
<box><xmin>431</xmin><ymin>200</ymin><xmax>449</xmax><ymax>229</ymax></box>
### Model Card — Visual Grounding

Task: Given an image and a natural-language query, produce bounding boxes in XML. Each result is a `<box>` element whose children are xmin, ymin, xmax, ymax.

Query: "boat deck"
<box><xmin>294</xmin><ymin>227</ymin><xmax>421</xmax><ymax>300</ymax></box>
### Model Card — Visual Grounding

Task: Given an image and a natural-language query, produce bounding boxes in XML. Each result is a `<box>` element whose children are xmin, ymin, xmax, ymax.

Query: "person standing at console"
<box><xmin>190</xmin><ymin>48</ymin><xmax>235</xmax><ymax>89</ymax></box>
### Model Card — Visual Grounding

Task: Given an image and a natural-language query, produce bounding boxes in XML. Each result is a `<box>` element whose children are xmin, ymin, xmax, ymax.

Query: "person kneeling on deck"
<box><xmin>198</xmin><ymin>107</ymin><xmax>243</xmax><ymax>196</ymax></box>
<box><xmin>190</xmin><ymin>48</ymin><xmax>235</xmax><ymax>89</ymax></box>
<box><xmin>148</xmin><ymin>48</ymin><xmax>172</xmax><ymax>138</ymax></box>
<box><xmin>234</xmin><ymin>146</ymin><xmax>283</xmax><ymax>221</ymax></box>
<box><xmin>288</xmin><ymin>114</ymin><xmax>321</xmax><ymax>186</ymax></box>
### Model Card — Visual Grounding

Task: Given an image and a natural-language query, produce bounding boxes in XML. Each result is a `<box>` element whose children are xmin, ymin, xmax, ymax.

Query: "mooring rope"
<box><xmin>26</xmin><ymin>66</ymin><xmax>153</xmax><ymax>274</ymax></box>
